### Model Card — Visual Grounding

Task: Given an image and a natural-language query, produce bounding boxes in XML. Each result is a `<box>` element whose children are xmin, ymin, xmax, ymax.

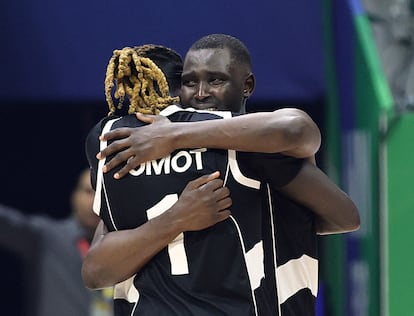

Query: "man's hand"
<box><xmin>170</xmin><ymin>171</ymin><xmax>232</xmax><ymax>231</ymax></box>
<box><xmin>97</xmin><ymin>113</ymin><xmax>177</xmax><ymax>179</ymax></box>
<box><xmin>82</xmin><ymin>171</ymin><xmax>231</xmax><ymax>289</ymax></box>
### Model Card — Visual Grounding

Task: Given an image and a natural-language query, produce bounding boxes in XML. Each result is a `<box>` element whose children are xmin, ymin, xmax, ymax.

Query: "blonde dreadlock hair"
<box><xmin>105</xmin><ymin>44</ymin><xmax>182</xmax><ymax>115</ymax></box>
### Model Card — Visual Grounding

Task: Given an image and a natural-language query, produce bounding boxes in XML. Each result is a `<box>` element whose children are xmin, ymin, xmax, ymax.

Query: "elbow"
<box><xmin>283</xmin><ymin>111</ymin><xmax>321</xmax><ymax>158</ymax></box>
<box><xmin>345</xmin><ymin>201</ymin><xmax>361</xmax><ymax>232</ymax></box>
<box><xmin>82</xmin><ymin>256</ymin><xmax>107</xmax><ymax>290</ymax></box>
<box><xmin>340</xmin><ymin>196</ymin><xmax>361</xmax><ymax>232</ymax></box>
<box><xmin>316</xmin><ymin>201</ymin><xmax>361</xmax><ymax>235</ymax></box>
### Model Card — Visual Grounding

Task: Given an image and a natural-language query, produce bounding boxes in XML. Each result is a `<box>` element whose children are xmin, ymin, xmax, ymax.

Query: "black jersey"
<box><xmin>85</xmin><ymin>105</ymin><xmax>318</xmax><ymax>316</ymax></box>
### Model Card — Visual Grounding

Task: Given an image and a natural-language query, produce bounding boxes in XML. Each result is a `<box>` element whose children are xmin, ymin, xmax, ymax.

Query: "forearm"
<box><xmin>83</xmin><ymin>172</ymin><xmax>231</xmax><ymax>288</ymax></box>
<box><xmin>82</xmin><ymin>211</ymin><xmax>183</xmax><ymax>289</ymax></box>
<box><xmin>172</xmin><ymin>108</ymin><xmax>321</xmax><ymax>158</ymax></box>
<box><xmin>280</xmin><ymin>161</ymin><xmax>360</xmax><ymax>235</ymax></box>
<box><xmin>314</xmin><ymin>193</ymin><xmax>360</xmax><ymax>235</ymax></box>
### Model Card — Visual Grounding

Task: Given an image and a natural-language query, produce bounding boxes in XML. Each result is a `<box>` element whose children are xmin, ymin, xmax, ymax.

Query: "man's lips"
<box><xmin>191</xmin><ymin>102</ymin><xmax>218</xmax><ymax>111</ymax></box>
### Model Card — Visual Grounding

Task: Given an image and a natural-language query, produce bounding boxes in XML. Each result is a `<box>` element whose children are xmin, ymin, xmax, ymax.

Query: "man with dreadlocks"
<box><xmin>84</xmin><ymin>37</ymin><xmax>359</xmax><ymax>316</ymax></box>
<box><xmin>104</xmin><ymin>45</ymin><xmax>182</xmax><ymax>116</ymax></box>
<box><xmin>85</xmin><ymin>44</ymin><xmax>237</xmax><ymax>316</ymax></box>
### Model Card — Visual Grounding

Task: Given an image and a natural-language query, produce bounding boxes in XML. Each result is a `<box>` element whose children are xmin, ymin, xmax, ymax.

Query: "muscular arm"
<box><xmin>98</xmin><ymin>108</ymin><xmax>321</xmax><ymax>179</ymax></box>
<box><xmin>82</xmin><ymin>172</ymin><xmax>232</xmax><ymax>289</ymax></box>
<box><xmin>171</xmin><ymin>108</ymin><xmax>320</xmax><ymax>156</ymax></box>
<box><xmin>279</xmin><ymin>160</ymin><xmax>360</xmax><ymax>235</ymax></box>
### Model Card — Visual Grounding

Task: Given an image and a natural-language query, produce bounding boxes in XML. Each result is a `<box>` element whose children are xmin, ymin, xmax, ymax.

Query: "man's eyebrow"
<box><xmin>207</xmin><ymin>71</ymin><xmax>227</xmax><ymax>76</ymax></box>
<box><xmin>181</xmin><ymin>70</ymin><xmax>228</xmax><ymax>78</ymax></box>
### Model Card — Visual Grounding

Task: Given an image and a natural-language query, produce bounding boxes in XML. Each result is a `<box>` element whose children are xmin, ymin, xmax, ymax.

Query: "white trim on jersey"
<box><xmin>160</xmin><ymin>104</ymin><xmax>233</xmax><ymax>119</ymax></box>
<box><xmin>93</xmin><ymin>118</ymin><xmax>121</xmax><ymax>215</ymax></box>
<box><xmin>114</xmin><ymin>275</ymin><xmax>139</xmax><ymax>303</ymax></box>
<box><xmin>266</xmin><ymin>183</ymin><xmax>282</xmax><ymax>315</ymax></box>
<box><xmin>245</xmin><ymin>241</ymin><xmax>265</xmax><ymax>290</ymax></box>
<box><xmin>228</xmin><ymin>150</ymin><xmax>260</xmax><ymax>189</ymax></box>
<box><xmin>266</xmin><ymin>184</ymin><xmax>318</xmax><ymax>311</ymax></box>
<box><xmin>229</xmin><ymin>216</ymin><xmax>260</xmax><ymax>316</ymax></box>
<box><xmin>276</xmin><ymin>254</ymin><xmax>318</xmax><ymax>304</ymax></box>
<box><xmin>146</xmin><ymin>194</ymin><xmax>189</xmax><ymax>275</ymax></box>
<box><xmin>93</xmin><ymin>118</ymin><xmax>121</xmax><ymax>231</ymax></box>
<box><xmin>223</xmin><ymin>150</ymin><xmax>264</xmax><ymax>316</ymax></box>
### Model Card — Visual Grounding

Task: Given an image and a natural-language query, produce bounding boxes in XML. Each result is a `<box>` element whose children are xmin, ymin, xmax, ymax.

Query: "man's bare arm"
<box><xmin>279</xmin><ymin>160</ymin><xmax>360</xmax><ymax>235</ymax></box>
<box><xmin>82</xmin><ymin>172</ymin><xmax>231</xmax><ymax>289</ymax></box>
<box><xmin>97</xmin><ymin>108</ymin><xmax>321</xmax><ymax>179</ymax></box>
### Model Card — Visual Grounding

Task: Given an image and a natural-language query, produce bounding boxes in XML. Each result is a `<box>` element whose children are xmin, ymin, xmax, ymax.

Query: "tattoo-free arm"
<box><xmin>98</xmin><ymin>108</ymin><xmax>321</xmax><ymax>179</ymax></box>
<box><xmin>171</xmin><ymin>108</ymin><xmax>320</xmax><ymax>157</ymax></box>
<box><xmin>82</xmin><ymin>172</ymin><xmax>231</xmax><ymax>289</ymax></box>
<box><xmin>279</xmin><ymin>160</ymin><xmax>360</xmax><ymax>235</ymax></box>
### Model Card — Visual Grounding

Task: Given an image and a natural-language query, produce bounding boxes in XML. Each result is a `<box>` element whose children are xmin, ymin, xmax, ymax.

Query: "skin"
<box><xmin>72</xmin><ymin>169</ymin><xmax>100</xmax><ymax>242</ymax></box>
<box><xmin>98</xmin><ymin>48</ymin><xmax>320</xmax><ymax>177</ymax></box>
<box><xmin>180</xmin><ymin>48</ymin><xmax>253</xmax><ymax>112</ymax></box>
<box><xmin>98</xmin><ymin>109</ymin><xmax>320</xmax><ymax>177</ymax></box>
<box><xmin>82</xmin><ymin>46</ymin><xmax>360</xmax><ymax>290</ymax></box>
<box><xmin>83</xmin><ymin>171</ymin><xmax>231</xmax><ymax>289</ymax></box>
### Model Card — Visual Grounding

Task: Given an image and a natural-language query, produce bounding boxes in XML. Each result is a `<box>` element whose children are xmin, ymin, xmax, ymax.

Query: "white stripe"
<box><xmin>146</xmin><ymin>194</ymin><xmax>189</xmax><ymax>275</ymax></box>
<box><xmin>266</xmin><ymin>184</ymin><xmax>282</xmax><ymax>315</ymax></box>
<box><xmin>229</xmin><ymin>216</ymin><xmax>259</xmax><ymax>316</ymax></box>
<box><xmin>146</xmin><ymin>194</ymin><xmax>177</xmax><ymax>219</ymax></box>
<box><xmin>159</xmin><ymin>104</ymin><xmax>183</xmax><ymax>116</ymax></box>
<box><xmin>223</xmin><ymin>158</ymin><xmax>230</xmax><ymax>186</ymax></box>
<box><xmin>113</xmin><ymin>275</ymin><xmax>139</xmax><ymax>303</ymax></box>
<box><xmin>168</xmin><ymin>236</ymin><xmax>188</xmax><ymax>275</ymax></box>
<box><xmin>159</xmin><ymin>104</ymin><xmax>233</xmax><ymax>119</ymax></box>
<box><xmin>228</xmin><ymin>150</ymin><xmax>260</xmax><ymax>189</ymax></box>
<box><xmin>276</xmin><ymin>254</ymin><xmax>318</xmax><ymax>304</ymax></box>
<box><xmin>93</xmin><ymin>118</ymin><xmax>121</xmax><ymax>215</ymax></box>
<box><xmin>245</xmin><ymin>241</ymin><xmax>265</xmax><ymax>290</ymax></box>
<box><xmin>226</xmin><ymin>149</ymin><xmax>261</xmax><ymax>315</ymax></box>
<box><xmin>102</xmin><ymin>177</ymin><xmax>118</xmax><ymax>231</ymax></box>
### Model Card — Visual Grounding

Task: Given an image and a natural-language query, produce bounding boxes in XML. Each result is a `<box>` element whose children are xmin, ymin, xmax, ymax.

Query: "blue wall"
<box><xmin>1</xmin><ymin>0</ymin><xmax>324</xmax><ymax>103</ymax></box>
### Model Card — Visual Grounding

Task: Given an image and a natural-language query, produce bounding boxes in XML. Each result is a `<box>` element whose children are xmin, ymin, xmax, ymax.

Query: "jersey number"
<box><xmin>146</xmin><ymin>194</ymin><xmax>189</xmax><ymax>275</ymax></box>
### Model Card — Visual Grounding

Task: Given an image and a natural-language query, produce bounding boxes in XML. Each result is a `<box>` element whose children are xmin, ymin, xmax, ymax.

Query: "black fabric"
<box><xmin>86</xmin><ymin>107</ymin><xmax>317</xmax><ymax>316</ymax></box>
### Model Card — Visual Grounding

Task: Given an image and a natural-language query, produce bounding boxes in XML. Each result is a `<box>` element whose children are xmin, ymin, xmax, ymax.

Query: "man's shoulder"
<box><xmin>161</xmin><ymin>106</ymin><xmax>233</xmax><ymax>122</ymax></box>
<box><xmin>236</xmin><ymin>152</ymin><xmax>304</xmax><ymax>188</ymax></box>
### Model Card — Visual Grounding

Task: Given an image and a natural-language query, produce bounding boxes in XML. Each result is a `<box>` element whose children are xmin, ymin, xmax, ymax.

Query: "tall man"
<box><xmin>84</xmin><ymin>35</ymin><xmax>359</xmax><ymax>316</ymax></box>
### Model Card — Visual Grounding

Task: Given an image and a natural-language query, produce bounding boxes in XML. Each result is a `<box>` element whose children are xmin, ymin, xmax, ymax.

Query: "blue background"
<box><xmin>1</xmin><ymin>0</ymin><xmax>324</xmax><ymax>103</ymax></box>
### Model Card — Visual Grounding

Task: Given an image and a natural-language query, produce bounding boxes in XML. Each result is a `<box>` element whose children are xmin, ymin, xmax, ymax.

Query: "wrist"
<box><xmin>170</xmin><ymin>122</ymin><xmax>193</xmax><ymax>150</ymax></box>
<box><xmin>150</xmin><ymin>206</ymin><xmax>185</xmax><ymax>238</ymax></box>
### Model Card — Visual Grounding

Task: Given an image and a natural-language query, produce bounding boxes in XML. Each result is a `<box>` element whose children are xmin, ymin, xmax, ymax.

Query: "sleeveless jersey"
<box><xmin>85</xmin><ymin>105</ymin><xmax>318</xmax><ymax>316</ymax></box>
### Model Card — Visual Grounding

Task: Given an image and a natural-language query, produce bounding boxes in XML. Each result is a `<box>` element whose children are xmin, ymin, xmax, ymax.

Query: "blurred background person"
<box><xmin>0</xmin><ymin>168</ymin><xmax>113</xmax><ymax>316</ymax></box>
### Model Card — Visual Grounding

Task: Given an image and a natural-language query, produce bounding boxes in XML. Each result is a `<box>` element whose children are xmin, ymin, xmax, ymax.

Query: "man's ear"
<box><xmin>243</xmin><ymin>73</ymin><xmax>256</xmax><ymax>98</ymax></box>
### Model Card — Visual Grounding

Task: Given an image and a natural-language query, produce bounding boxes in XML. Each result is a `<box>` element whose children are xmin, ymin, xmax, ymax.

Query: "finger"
<box><xmin>113</xmin><ymin>156</ymin><xmax>140</xmax><ymax>179</ymax></box>
<box><xmin>200</xmin><ymin>177</ymin><xmax>224</xmax><ymax>192</ymax></box>
<box><xmin>212</xmin><ymin>186</ymin><xmax>231</xmax><ymax>201</ymax></box>
<box><xmin>136</xmin><ymin>113</ymin><xmax>156</xmax><ymax>124</ymax></box>
<box><xmin>216</xmin><ymin>197</ymin><xmax>232</xmax><ymax>210</ymax></box>
<box><xmin>215</xmin><ymin>209</ymin><xmax>231</xmax><ymax>223</ymax></box>
<box><xmin>189</xmin><ymin>171</ymin><xmax>220</xmax><ymax>188</ymax></box>
<box><xmin>99</xmin><ymin>127</ymin><xmax>133</xmax><ymax>141</ymax></box>
<box><xmin>97</xmin><ymin>139</ymin><xmax>130</xmax><ymax>160</ymax></box>
<box><xmin>102</xmin><ymin>150</ymin><xmax>133</xmax><ymax>173</ymax></box>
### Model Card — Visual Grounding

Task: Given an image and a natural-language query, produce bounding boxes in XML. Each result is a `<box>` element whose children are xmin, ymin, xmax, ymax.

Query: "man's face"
<box><xmin>72</xmin><ymin>170</ymin><xmax>100</xmax><ymax>233</ymax></box>
<box><xmin>180</xmin><ymin>48</ymin><xmax>251</xmax><ymax>112</ymax></box>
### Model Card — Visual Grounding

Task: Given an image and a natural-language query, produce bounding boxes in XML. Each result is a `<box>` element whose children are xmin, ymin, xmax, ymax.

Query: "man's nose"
<box><xmin>194</xmin><ymin>82</ymin><xmax>209</xmax><ymax>100</ymax></box>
